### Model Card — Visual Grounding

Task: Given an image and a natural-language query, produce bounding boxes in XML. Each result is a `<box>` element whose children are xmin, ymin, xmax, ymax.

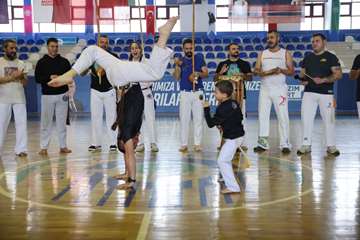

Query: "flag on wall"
<box><xmin>0</xmin><ymin>0</ymin><xmax>9</xmax><ymax>24</ymax></box>
<box><xmin>33</xmin><ymin>0</ymin><xmax>135</xmax><ymax>24</ymax></box>
<box><xmin>145</xmin><ymin>6</ymin><xmax>155</xmax><ymax>36</ymax></box>
<box><xmin>229</xmin><ymin>0</ymin><xmax>304</xmax><ymax>24</ymax></box>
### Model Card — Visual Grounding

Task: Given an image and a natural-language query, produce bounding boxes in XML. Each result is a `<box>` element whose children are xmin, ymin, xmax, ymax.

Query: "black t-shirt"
<box><xmin>351</xmin><ymin>54</ymin><xmax>360</xmax><ymax>101</ymax></box>
<box><xmin>90</xmin><ymin>50</ymin><xmax>117</xmax><ymax>92</ymax></box>
<box><xmin>35</xmin><ymin>55</ymin><xmax>71</xmax><ymax>95</ymax></box>
<box><xmin>216</xmin><ymin>59</ymin><xmax>251</xmax><ymax>99</ymax></box>
<box><xmin>301</xmin><ymin>51</ymin><xmax>341</xmax><ymax>95</ymax></box>
<box><xmin>204</xmin><ymin>99</ymin><xmax>244</xmax><ymax>139</ymax></box>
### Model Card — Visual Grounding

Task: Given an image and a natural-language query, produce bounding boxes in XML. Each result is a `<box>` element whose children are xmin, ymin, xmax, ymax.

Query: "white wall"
<box><xmin>278</xmin><ymin>23</ymin><xmax>301</xmax><ymax>31</ymax></box>
<box><xmin>180</xmin><ymin>3</ymin><xmax>216</xmax><ymax>32</ymax></box>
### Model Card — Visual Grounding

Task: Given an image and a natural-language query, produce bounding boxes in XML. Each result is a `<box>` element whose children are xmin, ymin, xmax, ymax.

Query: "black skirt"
<box><xmin>118</xmin><ymin>84</ymin><xmax>144</xmax><ymax>143</ymax></box>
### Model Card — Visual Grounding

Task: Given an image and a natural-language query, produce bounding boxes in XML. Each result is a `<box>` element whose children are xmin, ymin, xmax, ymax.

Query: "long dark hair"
<box><xmin>129</xmin><ymin>42</ymin><xmax>143</xmax><ymax>62</ymax></box>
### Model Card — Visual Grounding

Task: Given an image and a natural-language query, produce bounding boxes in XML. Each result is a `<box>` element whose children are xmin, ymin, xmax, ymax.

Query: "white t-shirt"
<box><xmin>0</xmin><ymin>57</ymin><xmax>27</xmax><ymax>104</ymax></box>
<box><xmin>261</xmin><ymin>48</ymin><xmax>287</xmax><ymax>88</ymax></box>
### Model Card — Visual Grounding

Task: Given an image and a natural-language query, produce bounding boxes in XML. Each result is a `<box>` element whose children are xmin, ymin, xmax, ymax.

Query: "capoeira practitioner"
<box><xmin>350</xmin><ymin>54</ymin><xmax>360</xmax><ymax>120</ymax></box>
<box><xmin>215</xmin><ymin>42</ymin><xmax>252</xmax><ymax>151</ymax></box>
<box><xmin>253</xmin><ymin>30</ymin><xmax>294</xmax><ymax>154</ymax></box>
<box><xmin>35</xmin><ymin>38</ymin><xmax>72</xmax><ymax>155</ymax></box>
<box><xmin>297</xmin><ymin>33</ymin><xmax>342</xmax><ymax>156</ymax></box>
<box><xmin>128</xmin><ymin>42</ymin><xmax>159</xmax><ymax>153</ymax></box>
<box><xmin>86</xmin><ymin>35</ymin><xmax>117</xmax><ymax>152</ymax></box>
<box><xmin>173</xmin><ymin>39</ymin><xmax>209</xmax><ymax>152</ymax></box>
<box><xmin>203</xmin><ymin>80</ymin><xmax>245</xmax><ymax>194</ymax></box>
<box><xmin>48</xmin><ymin>17</ymin><xmax>178</xmax><ymax>190</ymax></box>
<box><xmin>0</xmin><ymin>39</ymin><xmax>28</xmax><ymax>158</ymax></box>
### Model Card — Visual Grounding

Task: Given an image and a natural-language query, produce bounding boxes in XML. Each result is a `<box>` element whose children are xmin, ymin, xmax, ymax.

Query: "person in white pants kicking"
<box><xmin>48</xmin><ymin>17</ymin><xmax>177</xmax><ymax>191</ymax></box>
<box><xmin>86</xmin><ymin>35</ymin><xmax>117</xmax><ymax>152</ymax></box>
<box><xmin>253</xmin><ymin>30</ymin><xmax>294</xmax><ymax>154</ymax></box>
<box><xmin>0</xmin><ymin>39</ymin><xmax>28</xmax><ymax>158</ymax></box>
<box><xmin>173</xmin><ymin>38</ymin><xmax>209</xmax><ymax>152</ymax></box>
<box><xmin>297</xmin><ymin>33</ymin><xmax>342</xmax><ymax>156</ymax></box>
<box><xmin>126</xmin><ymin>42</ymin><xmax>159</xmax><ymax>153</ymax></box>
<box><xmin>350</xmin><ymin>54</ymin><xmax>360</xmax><ymax>120</ymax></box>
<box><xmin>35</xmin><ymin>38</ymin><xmax>72</xmax><ymax>155</ymax></box>
<box><xmin>215</xmin><ymin>42</ymin><xmax>252</xmax><ymax>151</ymax></box>
<box><xmin>203</xmin><ymin>80</ymin><xmax>245</xmax><ymax>194</ymax></box>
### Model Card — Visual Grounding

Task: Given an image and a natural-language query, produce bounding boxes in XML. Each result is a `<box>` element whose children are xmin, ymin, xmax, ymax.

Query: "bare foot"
<box><xmin>60</xmin><ymin>148</ymin><xmax>72</xmax><ymax>154</ymax></box>
<box><xmin>113</xmin><ymin>173</ymin><xmax>128</xmax><ymax>180</ymax></box>
<box><xmin>157</xmin><ymin>16</ymin><xmax>179</xmax><ymax>48</ymax></box>
<box><xmin>38</xmin><ymin>149</ymin><xmax>48</xmax><ymax>155</ymax></box>
<box><xmin>48</xmin><ymin>69</ymin><xmax>77</xmax><ymax>87</ymax></box>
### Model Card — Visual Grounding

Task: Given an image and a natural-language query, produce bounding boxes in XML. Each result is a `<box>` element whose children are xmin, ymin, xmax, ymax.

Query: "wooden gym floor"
<box><xmin>0</xmin><ymin>116</ymin><xmax>359</xmax><ymax>240</ymax></box>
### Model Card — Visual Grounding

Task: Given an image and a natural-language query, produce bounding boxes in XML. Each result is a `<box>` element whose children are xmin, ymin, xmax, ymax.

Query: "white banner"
<box><xmin>33</xmin><ymin>0</ymin><xmax>54</xmax><ymax>23</ymax></box>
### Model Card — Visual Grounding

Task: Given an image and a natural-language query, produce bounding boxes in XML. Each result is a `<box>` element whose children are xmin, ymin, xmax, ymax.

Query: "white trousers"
<box><xmin>139</xmin><ymin>88</ymin><xmax>157</xmax><ymax>151</ymax></box>
<box><xmin>258</xmin><ymin>85</ymin><xmax>291</xmax><ymax>148</ymax></box>
<box><xmin>301</xmin><ymin>92</ymin><xmax>336</xmax><ymax>147</ymax></box>
<box><xmin>40</xmin><ymin>94</ymin><xmax>68</xmax><ymax>149</ymax></box>
<box><xmin>357</xmin><ymin>101</ymin><xmax>360</xmax><ymax>120</ymax></box>
<box><xmin>179</xmin><ymin>91</ymin><xmax>204</xmax><ymax>146</ymax></box>
<box><xmin>0</xmin><ymin>103</ymin><xmax>27</xmax><ymax>155</ymax></box>
<box><xmin>90</xmin><ymin>89</ymin><xmax>117</xmax><ymax>146</ymax></box>
<box><xmin>218</xmin><ymin>137</ymin><xmax>244</xmax><ymax>192</ymax></box>
<box><xmin>72</xmin><ymin>45</ymin><xmax>172</xmax><ymax>86</ymax></box>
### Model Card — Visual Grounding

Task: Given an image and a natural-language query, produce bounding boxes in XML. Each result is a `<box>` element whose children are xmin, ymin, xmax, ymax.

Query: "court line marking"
<box><xmin>0</xmin><ymin>154</ymin><xmax>314</xmax><ymax>215</ymax></box>
<box><xmin>136</xmin><ymin>213</ymin><xmax>152</xmax><ymax>240</ymax></box>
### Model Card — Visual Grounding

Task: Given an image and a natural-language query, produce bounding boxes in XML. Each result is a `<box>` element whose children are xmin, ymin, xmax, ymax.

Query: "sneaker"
<box><xmin>194</xmin><ymin>145</ymin><xmax>202</xmax><ymax>152</ymax></box>
<box><xmin>16</xmin><ymin>152</ymin><xmax>27</xmax><ymax>157</ymax></box>
<box><xmin>327</xmin><ymin>146</ymin><xmax>340</xmax><ymax>156</ymax></box>
<box><xmin>151</xmin><ymin>143</ymin><xmax>159</xmax><ymax>152</ymax></box>
<box><xmin>179</xmin><ymin>146</ymin><xmax>188</xmax><ymax>152</ymax></box>
<box><xmin>254</xmin><ymin>146</ymin><xmax>267</xmax><ymax>153</ymax></box>
<box><xmin>109</xmin><ymin>145</ymin><xmax>117</xmax><ymax>152</ymax></box>
<box><xmin>281</xmin><ymin>147</ymin><xmax>291</xmax><ymax>154</ymax></box>
<box><xmin>297</xmin><ymin>145</ymin><xmax>311</xmax><ymax>155</ymax></box>
<box><xmin>135</xmin><ymin>143</ymin><xmax>145</xmax><ymax>152</ymax></box>
<box><xmin>257</xmin><ymin>137</ymin><xmax>269</xmax><ymax>149</ymax></box>
<box><xmin>240</xmin><ymin>145</ymin><xmax>248</xmax><ymax>151</ymax></box>
<box><xmin>88</xmin><ymin>145</ymin><xmax>101</xmax><ymax>152</ymax></box>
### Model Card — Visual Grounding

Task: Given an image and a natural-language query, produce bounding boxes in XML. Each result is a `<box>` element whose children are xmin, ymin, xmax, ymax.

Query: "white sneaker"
<box><xmin>136</xmin><ymin>143</ymin><xmax>145</xmax><ymax>152</ymax></box>
<box><xmin>151</xmin><ymin>143</ymin><xmax>159</xmax><ymax>152</ymax></box>
<box><xmin>297</xmin><ymin>145</ymin><xmax>311</xmax><ymax>155</ymax></box>
<box><xmin>327</xmin><ymin>146</ymin><xmax>340</xmax><ymax>156</ymax></box>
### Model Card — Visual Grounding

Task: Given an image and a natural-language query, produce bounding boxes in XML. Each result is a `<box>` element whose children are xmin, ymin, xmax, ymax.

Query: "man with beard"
<box><xmin>214</xmin><ymin>43</ymin><xmax>252</xmax><ymax>150</ymax></box>
<box><xmin>297</xmin><ymin>33</ymin><xmax>342</xmax><ymax>156</ymax></box>
<box><xmin>35</xmin><ymin>38</ymin><xmax>72</xmax><ymax>156</ymax></box>
<box><xmin>87</xmin><ymin>35</ymin><xmax>117</xmax><ymax>153</ymax></box>
<box><xmin>253</xmin><ymin>30</ymin><xmax>294</xmax><ymax>154</ymax></box>
<box><xmin>173</xmin><ymin>38</ymin><xmax>209</xmax><ymax>152</ymax></box>
<box><xmin>0</xmin><ymin>39</ymin><xmax>28</xmax><ymax>158</ymax></box>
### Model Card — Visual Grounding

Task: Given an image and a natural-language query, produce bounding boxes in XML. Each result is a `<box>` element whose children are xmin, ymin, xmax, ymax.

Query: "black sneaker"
<box><xmin>281</xmin><ymin>147</ymin><xmax>291</xmax><ymax>154</ymax></box>
<box><xmin>109</xmin><ymin>145</ymin><xmax>117</xmax><ymax>152</ymax></box>
<box><xmin>254</xmin><ymin>146</ymin><xmax>266</xmax><ymax>153</ymax></box>
<box><xmin>88</xmin><ymin>145</ymin><xmax>101</xmax><ymax>152</ymax></box>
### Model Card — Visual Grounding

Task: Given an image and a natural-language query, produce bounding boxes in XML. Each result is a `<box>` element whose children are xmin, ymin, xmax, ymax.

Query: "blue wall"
<box><xmin>26</xmin><ymin>73</ymin><xmax>358</xmax><ymax>115</ymax></box>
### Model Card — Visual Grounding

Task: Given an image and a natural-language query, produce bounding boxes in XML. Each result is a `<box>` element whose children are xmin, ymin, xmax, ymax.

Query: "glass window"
<box><xmin>12</xmin><ymin>7</ymin><xmax>23</xmax><ymax>19</ymax></box>
<box><xmin>340</xmin><ymin>4</ymin><xmax>351</xmax><ymax>15</ymax></box>
<box><xmin>11</xmin><ymin>0</ymin><xmax>24</xmax><ymax>6</ymax></box>
<box><xmin>131</xmin><ymin>7</ymin><xmax>145</xmax><ymax>19</ymax></box>
<box><xmin>114</xmin><ymin>7</ymin><xmax>130</xmax><ymax>20</ymax></box>
<box><xmin>313</xmin><ymin>5</ymin><xmax>323</xmax><ymax>16</ymax></box>
<box><xmin>39</xmin><ymin>23</ymin><xmax>55</xmax><ymax>32</ymax></box>
<box><xmin>56</xmin><ymin>24</ymin><xmax>72</xmax><ymax>32</ymax></box>
<box><xmin>72</xmin><ymin>8</ymin><xmax>86</xmax><ymax>19</ymax></box>
<box><xmin>169</xmin><ymin>7</ymin><xmax>179</xmax><ymax>17</ymax></box>
<box><xmin>71</xmin><ymin>0</ymin><xmax>86</xmax><ymax>6</ymax></box>
<box><xmin>217</xmin><ymin>6</ymin><xmax>229</xmax><ymax>18</ymax></box>
<box><xmin>72</xmin><ymin>24</ymin><xmax>85</xmax><ymax>32</ymax></box>
<box><xmin>100</xmin><ymin>8</ymin><xmax>113</xmax><ymax>19</ymax></box>
<box><xmin>311</xmin><ymin>17</ymin><xmax>324</xmax><ymax>30</ymax></box>
<box><xmin>156</xmin><ymin>0</ymin><xmax>166</xmax><ymax>5</ymax></box>
<box><xmin>157</xmin><ymin>7</ymin><xmax>167</xmax><ymax>19</ymax></box>
<box><xmin>340</xmin><ymin>16</ymin><xmax>351</xmax><ymax>29</ymax></box>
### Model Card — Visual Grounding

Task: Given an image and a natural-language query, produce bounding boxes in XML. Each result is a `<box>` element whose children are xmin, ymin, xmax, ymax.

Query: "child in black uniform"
<box><xmin>203</xmin><ymin>80</ymin><xmax>245</xmax><ymax>194</ymax></box>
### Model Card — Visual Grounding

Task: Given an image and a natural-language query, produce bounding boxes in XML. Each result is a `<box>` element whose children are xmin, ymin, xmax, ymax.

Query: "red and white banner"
<box><xmin>146</xmin><ymin>6</ymin><xmax>155</xmax><ymax>36</ymax></box>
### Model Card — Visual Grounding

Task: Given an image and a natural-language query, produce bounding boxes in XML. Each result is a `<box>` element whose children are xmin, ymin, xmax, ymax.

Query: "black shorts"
<box><xmin>118</xmin><ymin>84</ymin><xmax>144</xmax><ymax>143</ymax></box>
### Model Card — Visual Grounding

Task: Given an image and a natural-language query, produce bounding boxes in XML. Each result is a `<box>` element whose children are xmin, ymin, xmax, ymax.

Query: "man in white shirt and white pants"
<box><xmin>0</xmin><ymin>39</ymin><xmax>28</xmax><ymax>157</ymax></box>
<box><xmin>253</xmin><ymin>30</ymin><xmax>294</xmax><ymax>154</ymax></box>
